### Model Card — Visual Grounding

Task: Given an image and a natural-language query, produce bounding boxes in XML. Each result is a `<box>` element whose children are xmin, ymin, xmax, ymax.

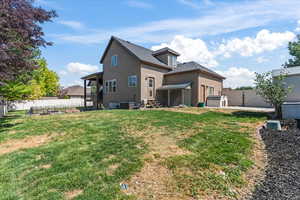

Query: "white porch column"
<box><xmin>181</xmin><ymin>89</ymin><xmax>185</xmax><ymax>105</ymax></box>
<box><xmin>167</xmin><ymin>89</ymin><xmax>170</xmax><ymax>107</ymax></box>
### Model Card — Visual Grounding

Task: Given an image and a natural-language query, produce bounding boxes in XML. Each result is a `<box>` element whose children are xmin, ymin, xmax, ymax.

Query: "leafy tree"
<box><xmin>0</xmin><ymin>0</ymin><xmax>57</xmax><ymax>84</ymax></box>
<box><xmin>0</xmin><ymin>59</ymin><xmax>60</xmax><ymax>100</ymax></box>
<box><xmin>235</xmin><ymin>86</ymin><xmax>253</xmax><ymax>90</ymax></box>
<box><xmin>33</xmin><ymin>59</ymin><xmax>59</xmax><ymax>96</ymax></box>
<box><xmin>284</xmin><ymin>34</ymin><xmax>300</xmax><ymax>67</ymax></box>
<box><xmin>255</xmin><ymin>71</ymin><xmax>292</xmax><ymax>119</ymax></box>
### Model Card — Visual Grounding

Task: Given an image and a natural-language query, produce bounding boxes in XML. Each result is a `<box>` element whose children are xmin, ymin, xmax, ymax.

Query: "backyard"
<box><xmin>0</xmin><ymin>108</ymin><xmax>267</xmax><ymax>200</ymax></box>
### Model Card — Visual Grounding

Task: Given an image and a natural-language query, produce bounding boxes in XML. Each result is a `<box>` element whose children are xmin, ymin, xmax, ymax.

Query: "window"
<box><xmin>111</xmin><ymin>55</ymin><xmax>118</xmax><ymax>66</ymax></box>
<box><xmin>105</xmin><ymin>79</ymin><xmax>117</xmax><ymax>93</ymax></box>
<box><xmin>112</xmin><ymin>80</ymin><xmax>116</xmax><ymax>92</ymax></box>
<box><xmin>168</xmin><ymin>55</ymin><xmax>177</xmax><ymax>67</ymax></box>
<box><xmin>148</xmin><ymin>78</ymin><xmax>153</xmax><ymax>87</ymax></box>
<box><xmin>208</xmin><ymin>87</ymin><xmax>214</xmax><ymax>95</ymax></box>
<box><xmin>128</xmin><ymin>75</ymin><xmax>137</xmax><ymax>87</ymax></box>
<box><xmin>149</xmin><ymin>90</ymin><xmax>153</xmax><ymax>97</ymax></box>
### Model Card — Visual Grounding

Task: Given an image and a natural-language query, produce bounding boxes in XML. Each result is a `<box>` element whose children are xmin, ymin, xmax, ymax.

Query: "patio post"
<box><xmin>167</xmin><ymin>89</ymin><xmax>170</xmax><ymax>107</ymax></box>
<box><xmin>84</xmin><ymin>80</ymin><xmax>87</xmax><ymax>108</ymax></box>
<box><xmin>96</xmin><ymin>75</ymin><xmax>100</xmax><ymax>109</ymax></box>
<box><xmin>181</xmin><ymin>89</ymin><xmax>185</xmax><ymax>105</ymax></box>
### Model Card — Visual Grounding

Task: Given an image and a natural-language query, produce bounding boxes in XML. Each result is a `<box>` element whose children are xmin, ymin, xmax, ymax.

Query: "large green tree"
<box><xmin>33</xmin><ymin>59</ymin><xmax>59</xmax><ymax>97</ymax></box>
<box><xmin>284</xmin><ymin>34</ymin><xmax>300</xmax><ymax>67</ymax></box>
<box><xmin>0</xmin><ymin>59</ymin><xmax>60</xmax><ymax>100</ymax></box>
<box><xmin>0</xmin><ymin>0</ymin><xmax>56</xmax><ymax>84</ymax></box>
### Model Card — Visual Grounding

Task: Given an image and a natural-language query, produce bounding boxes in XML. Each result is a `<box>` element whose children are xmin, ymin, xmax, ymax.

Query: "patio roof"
<box><xmin>81</xmin><ymin>72</ymin><xmax>103</xmax><ymax>81</ymax></box>
<box><xmin>157</xmin><ymin>82</ymin><xmax>191</xmax><ymax>90</ymax></box>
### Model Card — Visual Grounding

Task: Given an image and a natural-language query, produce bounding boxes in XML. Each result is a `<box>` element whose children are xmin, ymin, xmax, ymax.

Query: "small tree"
<box><xmin>255</xmin><ymin>71</ymin><xmax>292</xmax><ymax>119</ymax></box>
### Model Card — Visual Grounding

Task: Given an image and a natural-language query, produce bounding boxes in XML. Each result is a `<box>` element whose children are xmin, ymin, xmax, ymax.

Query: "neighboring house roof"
<box><xmin>272</xmin><ymin>66</ymin><xmax>300</xmax><ymax>77</ymax></box>
<box><xmin>165</xmin><ymin>61</ymin><xmax>225</xmax><ymax>79</ymax></box>
<box><xmin>64</xmin><ymin>85</ymin><xmax>91</xmax><ymax>96</ymax></box>
<box><xmin>100</xmin><ymin>36</ymin><xmax>173</xmax><ymax>69</ymax></box>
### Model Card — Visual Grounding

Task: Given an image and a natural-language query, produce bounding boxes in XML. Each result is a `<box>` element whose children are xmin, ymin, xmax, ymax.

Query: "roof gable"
<box><xmin>100</xmin><ymin>36</ymin><xmax>172</xmax><ymax>69</ymax></box>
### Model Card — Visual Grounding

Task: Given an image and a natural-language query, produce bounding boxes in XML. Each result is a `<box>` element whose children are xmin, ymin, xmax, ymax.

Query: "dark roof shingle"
<box><xmin>165</xmin><ymin>61</ymin><xmax>225</xmax><ymax>79</ymax></box>
<box><xmin>101</xmin><ymin>36</ymin><xmax>172</xmax><ymax>69</ymax></box>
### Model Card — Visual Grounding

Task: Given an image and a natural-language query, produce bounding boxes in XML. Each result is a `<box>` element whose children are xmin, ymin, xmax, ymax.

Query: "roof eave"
<box><xmin>141</xmin><ymin>60</ymin><xmax>173</xmax><ymax>70</ymax></box>
<box><xmin>165</xmin><ymin>69</ymin><xmax>226</xmax><ymax>80</ymax></box>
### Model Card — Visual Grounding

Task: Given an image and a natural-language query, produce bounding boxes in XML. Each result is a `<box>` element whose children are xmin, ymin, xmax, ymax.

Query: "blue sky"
<box><xmin>36</xmin><ymin>0</ymin><xmax>300</xmax><ymax>88</ymax></box>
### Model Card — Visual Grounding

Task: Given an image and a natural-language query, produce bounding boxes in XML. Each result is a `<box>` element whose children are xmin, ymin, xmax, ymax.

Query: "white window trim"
<box><xmin>128</xmin><ymin>75</ymin><xmax>137</xmax><ymax>87</ymax></box>
<box><xmin>105</xmin><ymin>79</ymin><xmax>117</xmax><ymax>94</ymax></box>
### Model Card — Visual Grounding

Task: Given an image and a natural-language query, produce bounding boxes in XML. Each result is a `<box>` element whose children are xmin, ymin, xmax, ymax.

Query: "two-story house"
<box><xmin>81</xmin><ymin>36</ymin><xmax>225</xmax><ymax>108</ymax></box>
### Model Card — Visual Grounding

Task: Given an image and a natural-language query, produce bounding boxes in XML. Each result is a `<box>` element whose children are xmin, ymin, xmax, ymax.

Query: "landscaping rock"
<box><xmin>250</xmin><ymin>129</ymin><xmax>300</xmax><ymax>200</ymax></box>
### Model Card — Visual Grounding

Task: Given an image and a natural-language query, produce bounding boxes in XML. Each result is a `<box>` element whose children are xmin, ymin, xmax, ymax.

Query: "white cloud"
<box><xmin>295</xmin><ymin>20</ymin><xmax>300</xmax><ymax>32</ymax></box>
<box><xmin>53</xmin><ymin>0</ymin><xmax>300</xmax><ymax>45</ymax></box>
<box><xmin>58</xmin><ymin>70</ymin><xmax>67</xmax><ymax>76</ymax></box>
<box><xmin>67</xmin><ymin>80</ymin><xmax>83</xmax><ymax>87</ymax></box>
<box><xmin>151</xmin><ymin>35</ymin><xmax>218</xmax><ymax>67</ymax></box>
<box><xmin>66</xmin><ymin>62</ymin><xmax>99</xmax><ymax>75</ymax></box>
<box><xmin>125</xmin><ymin>0</ymin><xmax>153</xmax><ymax>9</ymax></box>
<box><xmin>177</xmin><ymin>0</ymin><xmax>213</xmax><ymax>8</ymax></box>
<box><xmin>256</xmin><ymin>56</ymin><xmax>269</xmax><ymax>63</ymax></box>
<box><xmin>217</xmin><ymin>67</ymin><xmax>256</xmax><ymax>88</ymax></box>
<box><xmin>177</xmin><ymin>0</ymin><xmax>201</xmax><ymax>8</ymax></box>
<box><xmin>58</xmin><ymin>20</ymin><xmax>84</xmax><ymax>29</ymax></box>
<box><xmin>216</xmin><ymin>29</ymin><xmax>295</xmax><ymax>57</ymax></box>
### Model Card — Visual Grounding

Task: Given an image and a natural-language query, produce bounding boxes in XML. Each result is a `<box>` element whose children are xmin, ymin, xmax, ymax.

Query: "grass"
<box><xmin>0</xmin><ymin>109</ymin><xmax>267</xmax><ymax>200</ymax></box>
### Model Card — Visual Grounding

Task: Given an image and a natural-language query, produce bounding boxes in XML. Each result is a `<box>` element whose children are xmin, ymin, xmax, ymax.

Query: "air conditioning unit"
<box><xmin>206</xmin><ymin>95</ymin><xmax>228</xmax><ymax>107</ymax></box>
<box><xmin>109</xmin><ymin>102</ymin><xmax>120</xmax><ymax>109</ymax></box>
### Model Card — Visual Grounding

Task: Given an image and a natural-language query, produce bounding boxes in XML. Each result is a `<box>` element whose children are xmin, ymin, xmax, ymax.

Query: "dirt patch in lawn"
<box><xmin>158</xmin><ymin>107</ymin><xmax>239</xmax><ymax>115</ymax></box>
<box><xmin>235</xmin><ymin>125</ymin><xmax>267</xmax><ymax>200</ymax></box>
<box><xmin>106</xmin><ymin>163</ymin><xmax>120</xmax><ymax>176</ymax></box>
<box><xmin>0</xmin><ymin>134</ymin><xmax>54</xmax><ymax>156</ymax></box>
<box><xmin>122</xmin><ymin>124</ymin><xmax>192</xmax><ymax>199</ymax></box>
<box><xmin>40</xmin><ymin>164</ymin><xmax>52</xmax><ymax>169</ymax></box>
<box><xmin>64</xmin><ymin>189</ymin><xmax>83</xmax><ymax>200</ymax></box>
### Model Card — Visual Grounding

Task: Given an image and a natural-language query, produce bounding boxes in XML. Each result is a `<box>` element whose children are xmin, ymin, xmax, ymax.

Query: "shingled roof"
<box><xmin>166</xmin><ymin>61</ymin><xmax>225</xmax><ymax>79</ymax></box>
<box><xmin>100</xmin><ymin>36</ymin><xmax>172</xmax><ymax>69</ymax></box>
<box><xmin>99</xmin><ymin>36</ymin><xmax>225</xmax><ymax>79</ymax></box>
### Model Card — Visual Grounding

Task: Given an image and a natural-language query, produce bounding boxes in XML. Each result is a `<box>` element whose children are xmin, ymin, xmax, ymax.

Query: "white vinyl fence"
<box><xmin>222</xmin><ymin>89</ymin><xmax>273</xmax><ymax>108</ymax></box>
<box><xmin>9</xmin><ymin>99</ymin><xmax>93</xmax><ymax>111</ymax></box>
<box><xmin>0</xmin><ymin>104</ymin><xmax>7</xmax><ymax>118</ymax></box>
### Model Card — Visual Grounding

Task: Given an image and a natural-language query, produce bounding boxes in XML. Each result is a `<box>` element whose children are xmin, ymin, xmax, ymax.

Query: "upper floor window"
<box><xmin>128</xmin><ymin>75</ymin><xmax>137</xmax><ymax>87</ymax></box>
<box><xmin>168</xmin><ymin>55</ymin><xmax>177</xmax><ymax>67</ymax></box>
<box><xmin>148</xmin><ymin>78</ymin><xmax>154</xmax><ymax>87</ymax></box>
<box><xmin>105</xmin><ymin>79</ymin><xmax>117</xmax><ymax>93</ymax></box>
<box><xmin>111</xmin><ymin>55</ymin><xmax>118</xmax><ymax>66</ymax></box>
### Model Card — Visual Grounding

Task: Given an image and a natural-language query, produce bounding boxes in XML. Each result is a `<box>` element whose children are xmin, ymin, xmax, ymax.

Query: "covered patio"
<box><xmin>157</xmin><ymin>82</ymin><xmax>192</xmax><ymax>107</ymax></box>
<box><xmin>81</xmin><ymin>72</ymin><xmax>103</xmax><ymax>109</ymax></box>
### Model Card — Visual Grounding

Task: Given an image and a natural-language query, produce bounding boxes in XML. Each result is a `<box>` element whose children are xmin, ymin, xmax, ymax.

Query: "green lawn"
<box><xmin>0</xmin><ymin>109</ymin><xmax>267</xmax><ymax>200</ymax></box>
